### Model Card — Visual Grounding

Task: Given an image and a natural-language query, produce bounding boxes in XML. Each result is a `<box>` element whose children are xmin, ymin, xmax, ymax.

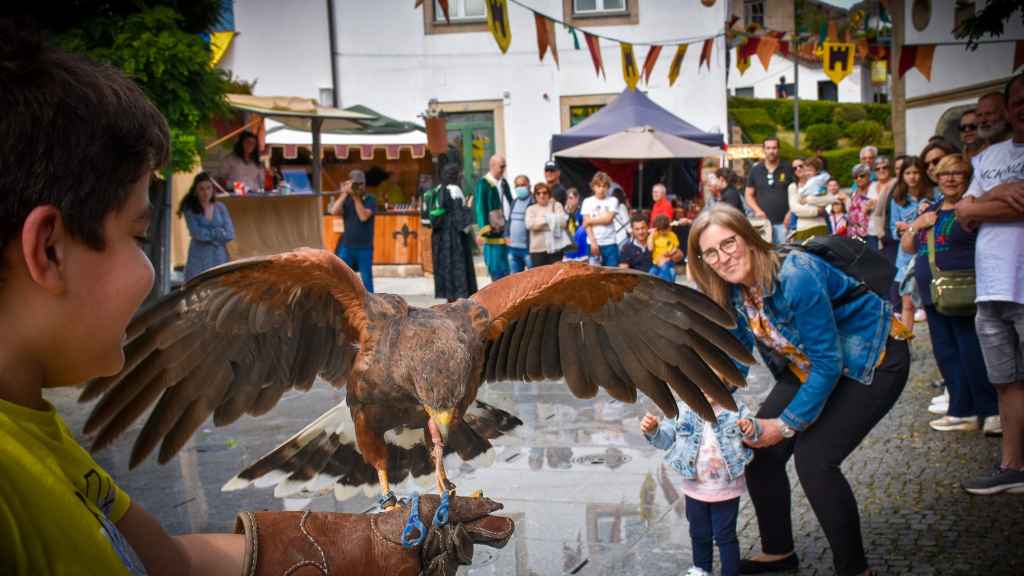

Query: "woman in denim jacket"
<box><xmin>686</xmin><ymin>205</ymin><xmax>911</xmax><ymax>576</ymax></box>
<box><xmin>642</xmin><ymin>398</ymin><xmax>758</xmax><ymax>576</ymax></box>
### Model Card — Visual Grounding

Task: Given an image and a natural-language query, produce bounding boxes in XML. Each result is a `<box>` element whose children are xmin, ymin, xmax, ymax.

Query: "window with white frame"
<box><xmin>743</xmin><ymin>0</ymin><xmax>764</xmax><ymax>27</ymax></box>
<box><xmin>573</xmin><ymin>0</ymin><xmax>627</xmax><ymax>15</ymax></box>
<box><xmin>435</xmin><ymin>0</ymin><xmax>486</xmax><ymax>22</ymax></box>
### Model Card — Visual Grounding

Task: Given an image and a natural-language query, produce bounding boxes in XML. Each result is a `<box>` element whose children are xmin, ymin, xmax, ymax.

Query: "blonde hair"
<box><xmin>591</xmin><ymin>171</ymin><xmax>612</xmax><ymax>188</ymax></box>
<box><xmin>686</xmin><ymin>205</ymin><xmax>780</xmax><ymax>308</ymax></box>
<box><xmin>935</xmin><ymin>153</ymin><xmax>972</xmax><ymax>180</ymax></box>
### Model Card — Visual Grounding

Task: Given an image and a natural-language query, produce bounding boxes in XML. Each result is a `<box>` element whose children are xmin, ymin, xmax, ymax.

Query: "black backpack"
<box><xmin>782</xmin><ymin>235</ymin><xmax>896</xmax><ymax>307</ymax></box>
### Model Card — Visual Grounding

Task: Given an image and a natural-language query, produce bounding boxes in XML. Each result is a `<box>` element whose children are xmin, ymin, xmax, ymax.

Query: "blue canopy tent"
<box><xmin>550</xmin><ymin>89</ymin><xmax>724</xmax><ymax>207</ymax></box>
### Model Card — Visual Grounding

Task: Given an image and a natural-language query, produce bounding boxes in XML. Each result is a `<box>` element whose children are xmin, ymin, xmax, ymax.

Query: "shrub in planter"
<box><xmin>846</xmin><ymin>120</ymin><xmax>885</xmax><ymax>147</ymax></box>
<box><xmin>805</xmin><ymin>123</ymin><xmax>842</xmax><ymax>151</ymax></box>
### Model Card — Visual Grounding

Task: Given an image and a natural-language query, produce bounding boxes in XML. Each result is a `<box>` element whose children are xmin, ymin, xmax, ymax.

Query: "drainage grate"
<box><xmin>572</xmin><ymin>452</ymin><xmax>632</xmax><ymax>468</ymax></box>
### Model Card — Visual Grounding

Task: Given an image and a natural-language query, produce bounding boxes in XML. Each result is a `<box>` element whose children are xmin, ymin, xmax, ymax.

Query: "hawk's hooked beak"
<box><xmin>425</xmin><ymin>407</ymin><xmax>453</xmax><ymax>445</ymax></box>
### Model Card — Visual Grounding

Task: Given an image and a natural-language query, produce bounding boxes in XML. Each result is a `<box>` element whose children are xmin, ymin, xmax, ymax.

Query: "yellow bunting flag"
<box><xmin>534</xmin><ymin>13</ymin><xmax>559</xmax><ymax>67</ymax></box>
<box><xmin>484</xmin><ymin>0</ymin><xmax>511</xmax><ymax>54</ymax></box>
<box><xmin>209</xmin><ymin>31</ymin><xmax>236</xmax><ymax>67</ymax></box>
<box><xmin>584</xmin><ymin>33</ymin><xmax>605</xmax><ymax>78</ymax></box>
<box><xmin>699</xmin><ymin>38</ymin><xmax>713</xmax><ymax>71</ymax></box>
<box><xmin>737</xmin><ymin>53</ymin><xmax>751</xmax><ymax>75</ymax></box>
<box><xmin>822</xmin><ymin>40</ymin><xmax>855</xmax><ymax>85</ymax></box>
<box><xmin>667</xmin><ymin>44</ymin><xmax>688</xmax><ymax>86</ymax></box>
<box><xmin>620</xmin><ymin>43</ymin><xmax>640</xmax><ymax>90</ymax></box>
<box><xmin>642</xmin><ymin>45</ymin><xmax>663</xmax><ymax>84</ymax></box>
<box><xmin>756</xmin><ymin>35</ymin><xmax>778</xmax><ymax>70</ymax></box>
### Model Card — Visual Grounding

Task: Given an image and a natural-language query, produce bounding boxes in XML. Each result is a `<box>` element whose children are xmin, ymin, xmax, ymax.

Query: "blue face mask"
<box><xmin>514</xmin><ymin>186</ymin><xmax>530</xmax><ymax>200</ymax></box>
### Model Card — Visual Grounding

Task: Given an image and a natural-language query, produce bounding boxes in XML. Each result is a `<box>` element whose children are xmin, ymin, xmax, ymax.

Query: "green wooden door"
<box><xmin>443</xmin><ymin>112</ymin><xmax>495</xmax><ymax>195</ymax></box>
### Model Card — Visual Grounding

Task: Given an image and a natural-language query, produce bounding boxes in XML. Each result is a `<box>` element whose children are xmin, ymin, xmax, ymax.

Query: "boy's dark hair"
<box><xmin>0</xmin><ymin>22</ymin><xmax>170</xmax><ymax>254</ymax></box>
<box><xmin>178</xmin><ymin>172</ymin><xmax>218</xmax><ymax>217</ymax></box>
<box><xmin>713</xmin><ymin>167</ymin><xmax>732</xmax><ymax>181</ymax></box>
<box><xmin>630</xmin><ymin>213</ymin><xmax>647</xmax><ymax>224</ymax></box>
<box><xmin>653</xmin><ymin>214</ymin><xmax>670</xmax><ymax>230</ymax></box>
<box><xmin>827</xmin><ymin>177</ymin><xmax>839</xmax><ymax>184</ymax></box>
<box><xmin>805</xmin><ymin>157</ymin><xmax>823</xmax><ymax>172</ymax></box>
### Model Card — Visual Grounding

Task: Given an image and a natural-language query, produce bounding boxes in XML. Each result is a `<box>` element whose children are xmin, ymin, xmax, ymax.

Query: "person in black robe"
<box><xmin>432</xmin><ymin>164</ymin><xmax>478</xmax><ymax>302</ymax></box>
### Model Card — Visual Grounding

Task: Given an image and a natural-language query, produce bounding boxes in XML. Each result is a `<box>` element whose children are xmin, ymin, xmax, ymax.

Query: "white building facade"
<box><xmin>727</xmin><ymin>48</ymin><xmax>869</xmax><ymax>103</ymax></box>
<box><xmin>901</xmin><ymin>0</ymin><xmax>1021</xmax><ymax>155</ymax></box>
<box><xmin>219</xmin><ymin>0</ymin><xmax>729</xmax><ymax>184</ymax></box>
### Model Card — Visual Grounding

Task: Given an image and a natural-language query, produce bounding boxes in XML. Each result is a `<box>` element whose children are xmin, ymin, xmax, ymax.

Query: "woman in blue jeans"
<box><xmin>902</xmin><ymin>154</ymin><xmax>999</xmax><ymax>433</ymax></box>
<box><xmin>687</xmin><ymin>205</ymin><xmax>911</xmax><ymax>576</ymax></box>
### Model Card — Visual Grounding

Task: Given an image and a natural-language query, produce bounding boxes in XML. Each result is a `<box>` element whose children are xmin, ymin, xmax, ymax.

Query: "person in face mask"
<box><xmin>507</xmin><ymin>174</ymin><xmax>534</xmax><ymax>273</ymax></box>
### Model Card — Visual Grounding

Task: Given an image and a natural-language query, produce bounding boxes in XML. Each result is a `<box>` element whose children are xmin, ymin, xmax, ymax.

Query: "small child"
<box><xmin>797</xmin><ymin>157</ymin><xmax>832</xmax><ymax>203</ymax></box>
<box><xmin>641</xmin><ymin>394</ymin><xmax>758</xmax><ymax>576</ymax></box>
<box><xmin>647</xmin><ymin>214</ymin><xmax>681</xmax><ymax>283</ymax></box>
<box><xmin>828</xmin><ymin>199</ymin><xmax>848</xmax><ymax>237</ymax></box>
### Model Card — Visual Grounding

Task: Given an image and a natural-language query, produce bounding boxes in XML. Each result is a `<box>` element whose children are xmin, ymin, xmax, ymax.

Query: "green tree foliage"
<box><xmin>805</xmin><ymin>123</ymin><xmax>842</xmax><ymax>151</ymax></box>
<box><xmin>953</xmin><ymin>0</ymin><xmax>1023</xmax><ymax>50</ymax></box>
<box><xmin>46</xmin><ymin>3</ymin><xmax>231</xmax><ymax>173</ymax></box>
<box><xmin>846</xmin><ymin>120</ymin><xmax>885</xmax><ymax>147</ymax></box>
<box><xmin>729</xmin><ymin>108</ymin><xmax>777</xmax><ymax>144</ymax></box>
<box><xmin>832</xmin><ymin>105</ymin><xmax>867</xmax><ymax>129</ymax></box>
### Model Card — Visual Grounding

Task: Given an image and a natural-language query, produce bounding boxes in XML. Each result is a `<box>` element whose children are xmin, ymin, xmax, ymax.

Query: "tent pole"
<box><xmin>639</xmin><ymin>160</ymin><xmax>644</xmax><ymax>210</ymax></box>
<box><xmin>312</xmin><ymin>118</ymin><xmax>324</xmax><ymax>194</ymax></box>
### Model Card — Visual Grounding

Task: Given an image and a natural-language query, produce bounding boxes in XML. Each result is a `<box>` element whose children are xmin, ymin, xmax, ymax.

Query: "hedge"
<box><xmin>729</xmin><ymin>96</ymin><xmax>891</xmax><ymax>131</ymax></box>
<box><xmin>805</xmin><ymin>123</ymin><xmax>842</xmax><ymax>150</ymax></box>
<box><xmin>729</xmin><ymin>108</ymin><xmax>777</xmax><ymax>144</ymax></box>
<box><xmin>821</xmin><ymin>146</ymin><xmax>894</xmax><ymax>187</ymax></box>
<box><xmin>846</xmin><ymin>120</ymin><xmax>885</xmax><ymax>147</ymax></box>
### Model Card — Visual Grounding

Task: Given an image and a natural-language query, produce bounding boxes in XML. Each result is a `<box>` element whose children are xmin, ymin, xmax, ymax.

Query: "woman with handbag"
<box><xmin>901</xmin><ymin>154</ymin><xmax>999</xmax><ymax>434</ymax></box>
<box><xmin>525</xmin><ymin>182</ymin><xmax>571</xmax><ymax>267</ymax></box>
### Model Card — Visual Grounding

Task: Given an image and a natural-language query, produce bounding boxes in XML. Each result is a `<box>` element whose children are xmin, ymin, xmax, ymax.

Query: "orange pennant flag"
<box><xmin>668</xmin><ymin>44</ymin><xmax>688</xmax><ymax>86</ymax></box>
<box><xmin>699</xmin><ymin>38</ymin><xmax>713</xmax><ymax>71</ymax></box>
<box><xmin>1015</xmin><ymin>40</ymin><xmax>1024</xmax><ymax>71</ymax></box>
<box><xmin>584</xmin><ymin>33</ymin><xmax>605</xmax><ymax>78</ymax></box>
<box><xmin>756</xmin><ymin>35</ymin><xmax>778</xmax><ymax>70</ymax></box>
<box><xmin>534</xmin><ymin>13</ymin><xmax>559</xmax><ymax>67</ymax></box>
<box><xmin>827</xmin><ymin>20</ymin><xmax>838</xmax><ymax>42</ymax></box>
<box><xmin>857</xmin><ymin>38</ymin><xmax>869</xmax><ymax>60</ymax></box>
<box><xmin>621</xmin><ymin>43</ymin><xmax>640</xmax><ymax>90</ymax></box>
<box><xmin>642</xmin><ymin>45</ymin><xmax>663</xmax><ymax>84</ymax></box>
<box><xmin>914</xmin><ymin>44</ymin><xmax>935</xmax><ymax>81</ymax></box>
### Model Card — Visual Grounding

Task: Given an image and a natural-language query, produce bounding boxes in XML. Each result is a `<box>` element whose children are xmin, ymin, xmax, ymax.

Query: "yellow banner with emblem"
<box><xmin>822</xmin><ymin>40</ymin><xmax>855</xmax><ymax>85</ymax></box>
<box><xmin>485</xmin><ymin>0</ymin><xmax>512</xmax><ymax>54</ymax></box>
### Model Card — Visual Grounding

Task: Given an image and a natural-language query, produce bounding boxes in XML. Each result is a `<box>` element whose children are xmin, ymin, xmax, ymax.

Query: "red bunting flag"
<box><xmin>778</xmin><ymin>40</ymin><xmax>790</xmax><ymax>58</ymax></box>
<box><xmin>699</xmin><ymin>38</ymin><xmax>713</xmax><ymax>71</ymax></box>
<box><xmin>421</xmin><ymin>0</ymin><xmax>450</xmax><ymax>23</ymax></box>
<box><xmin>584</xmin><ymin>33</ymin><xmax>605</xmax><ymax>78</ymax></box>
<box><xmin>1015</xmin><ymin>40</ymin><xmax>1024</xmax><ymax>71</ymax></box>
<box><xmin>668</xmin><ymin>44</ymin><xmax>688</xmax><ymax>87</ymax></box>
<box><xmin>898</xmin><ymin>44</ymin><xmax>935</xmax><ymax>80</ymax></box>
<box><xmin>898</xmin><ymin>44</ymin><xmax>916</xmax><ymax>78</ymax></box>
<box><xmin>642</xmin><ymin>45</ymin><xmax>662</xmax><ymax>84</ymax></box>
<box><xmin>534</xmin><ymin>13</ymin><xmax>559</xmax><ymax>67</ymax></box>
<box><xmin>738</xmin><ymin>36</ymin><xmax>760</xmax><ymax>62</ymax></box>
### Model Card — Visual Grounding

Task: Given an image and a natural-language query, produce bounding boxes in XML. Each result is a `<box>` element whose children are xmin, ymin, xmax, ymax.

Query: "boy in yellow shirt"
<box><xmin>647</xmin><ymin>214</ymin><xmax>683</xmax><ymax>282</ymax></box>
<box><xmin>0</xmin><ymin>23</ymin><xmax>509</xmax><ymax>576</ymax></box>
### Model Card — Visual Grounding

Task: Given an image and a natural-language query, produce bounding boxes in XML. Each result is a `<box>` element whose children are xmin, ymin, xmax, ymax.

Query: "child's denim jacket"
<box><xmin>645</xmin><ymin>401</ymin><xmax>758</xmax><ymax>481</ymax></box>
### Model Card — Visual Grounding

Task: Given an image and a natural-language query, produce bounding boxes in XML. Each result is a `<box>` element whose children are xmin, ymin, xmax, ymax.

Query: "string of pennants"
<box><xmin>899</xmin><ymin>40</ymin><xmax>1024</xmax><ymax>81</ymax></box>
<box><xmin>415</xmin><ymin>0</ymin><xmax>716</xmax><ymax>89</ymax></box>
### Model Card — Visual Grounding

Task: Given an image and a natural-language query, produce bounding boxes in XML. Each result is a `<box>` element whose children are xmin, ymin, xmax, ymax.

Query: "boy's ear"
<box><xmin>20</xmin><ymin>206</ymin><xmax>67</xmax><ymax>295</ymax></box>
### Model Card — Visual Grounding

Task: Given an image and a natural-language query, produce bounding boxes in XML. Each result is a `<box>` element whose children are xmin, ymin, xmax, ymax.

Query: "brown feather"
<box><xmin>674</xmin><ymin>346</ymin><xmax>737</xmax><ymax>411</ymax></box>
<box><xmin>157</xmin><ymin>399</ymin><xmax>212</xmax><ymax>464</ymax></box>
<box><xmin>600</xmin><ymin>324</ymin><xmax>677</xmax><ymax>418</ymax></box>
<box><xmin>636</xmin><ymin>282</ymin><xmax>737</xmax><ymax>328</ymax></box>
<box><xmin>504</xmin><ymin>312</ymin><xmax>530</xmax><ymax>380</ymax></box>
<box><xmin>685</xmin><ymin>310</ymin><xmax>756</xmax><ymax>365</ymax></box>
<box><xmin>540</xmin><ymin>306</ymin><xmax>563</xmax><ymax>380</ymax></box>
<box><xmin>492</xmin><ymin>318</ymin><xmax>515</xmax><ymax>382</ymax></box>
<box><xmin>558</xmin><ymin>309</ymin><xmax>596</xmax><ymax>398</ymax></box>
<box><xmin>594</xmin><ymin>325</ymin><xmax>638</xmax><ymax>403</ymax></box>
<box><xmin>687</xmin><ymin>329</ymin><xmax>748</xmax><ymax>391</ymax></box>
<box><xmin>663</xmin><ymin>365</ymin><xmax>716</xmax><ymax>421</ymax></box>
<box><xmin>522</xmin><ymin>307</ymin><xmax>546</xmax><ymax>380</ymax></box>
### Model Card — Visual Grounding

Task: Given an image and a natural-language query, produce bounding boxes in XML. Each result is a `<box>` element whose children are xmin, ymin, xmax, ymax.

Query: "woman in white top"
<box><xmin>525</xmin><ymin>182</ymin><xmax>570</xmax><ymax>267</ymax></box>
<box><xmin>218</xmin><ymin>131</ymin><xmax>263</xmax><ymax>193</ymax></box>
<box><xmin>865</xmin><ymin>155</ymin><xmax>897</xmax><ymax>252</ymax></box>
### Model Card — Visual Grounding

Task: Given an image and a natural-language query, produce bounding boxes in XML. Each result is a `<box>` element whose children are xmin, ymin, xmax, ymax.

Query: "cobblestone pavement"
<box><xmin>47</xmin><ymin>276</ymin><xmax>1024</xmax><ymax>575</ymax></box>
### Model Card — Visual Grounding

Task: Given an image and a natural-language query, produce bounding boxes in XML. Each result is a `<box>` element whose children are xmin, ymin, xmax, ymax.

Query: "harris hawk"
<box><xmin>80</xmin><ymin>249</ymin><xmax>754</xmax><ymax>506</ymax></box>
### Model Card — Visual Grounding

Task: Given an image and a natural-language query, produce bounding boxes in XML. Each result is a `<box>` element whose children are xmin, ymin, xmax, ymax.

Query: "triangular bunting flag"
<box><xmin>1015</xmin><ymin>40</ymin><xmax>1024</xmax><ymax>71</ymax></box>
<box><xmin>738</xmin><ymin>36</ymin><xmax>760</xmax><ymax>62</ymax></box>
<box><xmin>535</xmin><ymin>13</ymin><xmax>559</xmax><ymax>67</ymax></box>
<box><xmin>737</xmin><ymin>54</ymin><xmax>751</xmax><ymax>75</ymax></box>
<box><xmin>417</xmin><ymin>0</ymin><xmax>450</xmax><ymax>23</ymax></box>
<box><xmin>484</xmin><ymin>0</ymin><xmax>511</xmax><ymax>54</ymax></box>
<box><xmin>857</xmin><ymin>38</ymin><xmax>869</xmax><ymax>60</ymax></box>
<box><xmin>726</xmin><ymin>15</ymin><xmax>739</xmax><ymax>31</ymax></box>
<box><xmin>585</xmin><ymin>33</ymin><xmax>605</xmax><ymax>78</ymax></box>
<box><xmin>898</xmin><ymin>44</ymin><xmax>918</xmax><ymax>78</ymax></box>
<box><xmin>699</xmin><ymin>38</ymin><xmax>713</xmax><ymax>71</ymax></box>
<box><xmin>827</xmin><ymin>20</ymin><xmax>838</xmax><ymax>42</ymax></box>
<box><xmin>756</xmin><ymin>35</ymin><xmax>778</xmax><ymax>70</ymax></box>
<box><xmin>621</xmin><ymin>43</ymin><xmax>640</xmax><ymax>90</ymax></box>
<box><xmin>778</xmin><ymin>40</ymin><xmax>790</xmax><ymax>58</ymax></box>
<box><xmin>668</xmin><ymin>44</ymin><xmax>688</xmax><ymax>87</ymax></box>
<box><xmin>546</xmin><ymin>17</ymin><xmax>559</xmax><ymax>67</ymax></box>
<box><xmin>914</xmin><ymin>44</ymin><xmax>935</xmax><ymax>81</ymax></box>
<box><xmin>642</xmin><ymin>45</ymin><xmax>663</xmax><ymax>84</ymax></box>
<box><xmin>567</xmin><ymin>25</ymin><xmax>580</xmax><ymax>50</ymax></box>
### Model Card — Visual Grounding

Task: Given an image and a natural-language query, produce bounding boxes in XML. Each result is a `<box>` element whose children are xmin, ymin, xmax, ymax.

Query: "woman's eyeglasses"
<box><xmin>699</xmin><ymin>235</ymin><xmax>739</xmax><ymax>266</ymax></box>
<box><xmin>959</xmin><ymin>123</ymin><xmax>978</xmax><ymax>132</ymax></box>
<box><xmin>876</xmin><ymin>164</ymin><xmax>890</xmax><ymax>171</ymax></box>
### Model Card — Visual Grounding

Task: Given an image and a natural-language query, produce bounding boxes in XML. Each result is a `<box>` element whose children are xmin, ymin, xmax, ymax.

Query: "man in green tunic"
<box><xmin>475</xmin><ymin>154</ymin><xmax>512</xmax><ymax>281</ymax></box>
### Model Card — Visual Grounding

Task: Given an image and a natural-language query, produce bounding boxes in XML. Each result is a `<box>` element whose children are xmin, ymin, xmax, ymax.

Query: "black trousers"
<box><xmin>746</xmin><ymin>337</ymin><xmax>910</xmax><ymax>576</ymax></box>
<box><xmin>528</xmin><ymin>251</ymin><xmax>562</xmax><ymax>268</ymax></box>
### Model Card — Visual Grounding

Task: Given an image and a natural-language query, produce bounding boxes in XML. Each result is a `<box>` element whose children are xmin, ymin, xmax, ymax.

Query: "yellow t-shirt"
<box><xmin>651</xmin><ymin>229</ymin><xmax>680</xmax><ymax>262</ymax></box>
<box><xmin>0</xmin><ymin>398</ymin><xmax>144</xmax><ymax>575</ymax></box>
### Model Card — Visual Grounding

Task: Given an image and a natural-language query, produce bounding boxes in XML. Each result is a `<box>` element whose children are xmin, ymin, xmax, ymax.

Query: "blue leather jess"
<box><xmin>728</xmin><ymin>250</ymin><xmax>893</xmax><ymax>431</ymax></box>
<box><xmin>646</xmin><ymin>400</ymin><xmax>758</xmax><ymax>480</ymax></box>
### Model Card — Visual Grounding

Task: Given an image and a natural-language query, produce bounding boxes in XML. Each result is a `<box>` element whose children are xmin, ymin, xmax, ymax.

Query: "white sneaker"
<box><xmin>928</xmin><ymin>402</ymin><xmax>949</xmax><ymax>415</ymax></box>
<box><xmin>685</xmin><ymin>568</ymin><xmax>710</xmax><ymax>576</ymax></box>
<box><xmin>914</xmin><ymin>309</ymin><xmax>927</xmax><ymax>322</ymax></box>
<box><xmin>930</xmin><ymin>415</ymin><xmax>979</xmax><ymax>432</ymax></box>
<box><xmin>983</xmin><ymin>416</ymin><xmax>1003</xmax><ymax>436</ymax></box>
<box><xmin>931</xmin><ymin>391</ymin><xmax>948</xmax><ymax>405</ymax></box>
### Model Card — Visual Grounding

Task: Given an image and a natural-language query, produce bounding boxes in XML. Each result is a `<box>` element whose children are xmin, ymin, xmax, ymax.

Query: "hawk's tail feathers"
<box><xmin>221</xmin><ymin>400</ymin><xmax>523</xmax><ymax>501</ymax></box>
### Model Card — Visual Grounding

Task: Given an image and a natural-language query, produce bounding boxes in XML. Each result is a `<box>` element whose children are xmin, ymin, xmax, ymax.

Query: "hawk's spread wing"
<box><xmin>471</xmin><ymin>262</ymin><xmax>755</xmax><ymax>421</ymax></box>
<box><xmin>79</xmin><ymin>249</ymin><xmax>372</xmax><ymax>467</ymax></box>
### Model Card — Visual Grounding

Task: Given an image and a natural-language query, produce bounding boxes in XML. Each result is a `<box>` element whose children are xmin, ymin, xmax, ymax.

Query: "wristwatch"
<box><xmin>778</xmin><ymin>419</ymin><xmax>796</xmax><ymax>438</ymax></box>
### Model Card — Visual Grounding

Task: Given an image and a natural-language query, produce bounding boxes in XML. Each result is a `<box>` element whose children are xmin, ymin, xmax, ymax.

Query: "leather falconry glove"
<box><xmin>234</xmin><ymin>494</ymin><xmax>515</xmax><ymax>576</ymax></box>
